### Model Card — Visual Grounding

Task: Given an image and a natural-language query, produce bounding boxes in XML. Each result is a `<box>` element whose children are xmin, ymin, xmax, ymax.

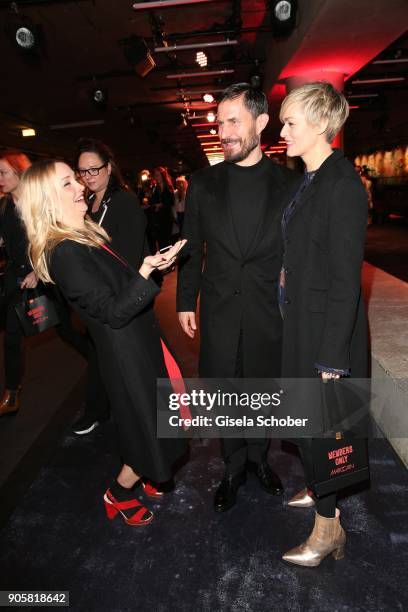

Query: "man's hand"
<box><xmin>178</xmin><ymin>311</ymin><xmax>197</xmax><ymax>338</ymax></box>
<box><xmin>20</xmin><ymin>271</ymin><xmax>38</xmax><ymax>289</ymax></box>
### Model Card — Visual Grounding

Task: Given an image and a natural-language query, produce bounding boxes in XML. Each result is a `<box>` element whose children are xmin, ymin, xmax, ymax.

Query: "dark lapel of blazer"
<box><xmin>286</xmin><ymin>149</ymin><xmax>343</xmax><ymax>226</ymax></box>
<box><xmin>210</xmin><ymin>161</ymin><xmax>242</xmax><ymax>258</ymax></box>
<box><xmin>244</xmin><ymin>161</ymin><xmax>293</xmax><ymax>260</ymax></box>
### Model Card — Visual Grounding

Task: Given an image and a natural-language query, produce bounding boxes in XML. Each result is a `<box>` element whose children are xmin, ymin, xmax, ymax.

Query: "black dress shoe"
<box><xmin>214</xmin><ymin>472</ymin><xmax>246</xmax><ymax>513</ymax></box>
<box><xmin>255</xmin><ymin>462</ymin><xmax>284</xmax><ymax>495</ymax></box>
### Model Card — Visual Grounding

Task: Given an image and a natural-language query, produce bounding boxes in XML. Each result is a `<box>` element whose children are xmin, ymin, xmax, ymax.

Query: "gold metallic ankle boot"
<box><xmin>287</xmin><ymin>488</ymin><xmax>315</xmax><ymax>508</ymax></box>
<box><xmin>0</xmin><ymin>387</ymin><xmax>22</xmax><ymax>416</ymax></box>
<box><xmin>282</xmin><ymin>508</ymin><xmax>346</xmax><ymax>567</ymax></box>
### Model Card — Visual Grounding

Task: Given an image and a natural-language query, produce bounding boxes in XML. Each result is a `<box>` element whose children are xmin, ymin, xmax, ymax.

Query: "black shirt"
<box><xmin>227</xmin><ymin>154</ymin><xmax>270</xmax><ymax>255</ymax></box>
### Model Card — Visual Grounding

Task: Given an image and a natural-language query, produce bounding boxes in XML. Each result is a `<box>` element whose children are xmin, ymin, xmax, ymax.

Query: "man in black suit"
<box><xmin>177</xmin><ymin>83</ymin><xmax>297</xmax><ymax>512</ymax></box>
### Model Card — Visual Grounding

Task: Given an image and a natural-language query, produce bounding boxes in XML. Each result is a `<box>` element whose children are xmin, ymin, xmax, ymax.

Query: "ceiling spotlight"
<box><xmin>207</xmin><ymin>112</ymin><xmax>216</xmax><ymax>122</ymax></box>
<box><xmin>16</xmin><ymin>26</ymin><xmax>35</xmax><ymax>50</ymax></box>
<box><xmin>91</xmin><ymin>86</ymin><xmax>108</xmax><ymax>108</ymax></box>
<box><xmin>196</xmin><ymin>51</ymin><xmax>208</xmax><ymax>67</ymax></box>
<box><xmin>249</xmin><ymin>60</ymin><xmax>263</xmax><ymax>90</ymax></box>
<box><xmin>122</xmin><ymin>35</ymin><xmax>156</xmax><ymax>77</ymax></box>
<box><xmin>270</xmin><ymin>0</ymin><xmax>297</xmax><ymax>37</ymax></box>
<box><xmin>210</xmin><ymin>128</ymin><xmax>217</xmax><ymax>135</ymax></box>
<box><xmin>274</xmin><ymin>0</ymin><xmax>292</xmax><ymax>20</ymax></box>
<box><xmin>203</xmin><ymin>93</ymin><xmax>215</xmax><ymax>103</ymax></box>
<box><xmin>5</xmin><ymin>7</ymin><xmax>43</xmax><ymax>55</ymax></box>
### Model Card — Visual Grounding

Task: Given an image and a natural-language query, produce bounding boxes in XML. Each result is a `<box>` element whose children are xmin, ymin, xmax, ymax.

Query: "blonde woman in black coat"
<box><xmin>278</xmin><ymin>82</ymin><xmax>368</xmax><ymax>566</ymax></box>
<box><xmin>19</xmin><ymin>160</ymin><xmax>186</xmax><ymax>527</ymax></box>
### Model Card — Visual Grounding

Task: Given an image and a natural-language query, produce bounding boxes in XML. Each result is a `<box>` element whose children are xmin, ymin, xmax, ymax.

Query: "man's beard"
<box><xmin>222</xmin><ymin>130</ymin><xmax>260</xmax><ymax>163</ymax></box>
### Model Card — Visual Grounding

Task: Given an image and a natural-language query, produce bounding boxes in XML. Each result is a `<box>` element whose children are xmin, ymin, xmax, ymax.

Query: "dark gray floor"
<box><xmin>0</xmin><ymin>426</ymin><xmax>407</xmax><ymax>612</ymax></box>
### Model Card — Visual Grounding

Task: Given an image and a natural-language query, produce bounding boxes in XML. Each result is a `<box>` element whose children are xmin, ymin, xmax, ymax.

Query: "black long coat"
<box><xmin>281</xmin><ymin>149</ymin><xmax>368</xmax><ymax>379</ymax></box>
<box><xmin>50</xmin><ymin>240</ymin><xmax>185</xmax><ymax>482</ymax></box>
<box><xmin>177</xmin><ymin>157</ymin><xmax>297</xmax><ymax>377</ymax></box>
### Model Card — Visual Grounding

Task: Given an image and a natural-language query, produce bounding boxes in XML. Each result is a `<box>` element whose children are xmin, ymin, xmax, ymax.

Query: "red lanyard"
<box><xmin>101</xmin><ymin>244</ymin><xmax>129</xmax><ymax>268</ymax></box>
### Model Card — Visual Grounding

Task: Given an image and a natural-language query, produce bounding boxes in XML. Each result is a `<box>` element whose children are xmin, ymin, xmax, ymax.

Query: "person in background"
<box><xmin>0</xmin><ymin>150</ymin><xmax>36</xmax><ymax>416</ymax></box>
<box><xmin>278</xmin><ymin>81</ymin><xmax>368</xmax><ymax>567</ymax></box>
<box><xmin>174</xmin><ymin>175</ymin><xmax>188</xmax><ymax>235</ymax></box>
<box><xmin>137</xmin><ymin>169</ymin><xmax>155</xmax><ymax>251</ymax></box>
<box><xmin>359</xmin><ymin>167</ymin><xmax>374</xmax><ymax>225</ymax></box>
<box><xmin>72</xmin><ymin>138</ymin><xmax>148</xmax><ymax>436</ymax></box>
<box><xmin>150</xmin><ymin>166</ymin><xmax>175</xmax><ymax>250</ymax></box>
<box><xmin>19</xmin><ymin>159</ymin><xmax>187</xmax><ymax>526</ymax></box>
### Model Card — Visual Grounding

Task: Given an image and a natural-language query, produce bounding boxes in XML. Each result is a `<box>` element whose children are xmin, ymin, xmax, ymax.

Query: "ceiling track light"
<box><xmin>154</xmin><ymin>40</ymin><xmax>238</xmax><ymax>53</ymax></box>
<box><xmin>133</xmin><ymin>0</ymin><xmax>218</xmax><ymax>9</ymax></box>
<box><xmin>351</xmin><ymin>77</ymin><xmax>405</xmax><ymax>85</ymax></box>
<box><xmin>372</xmin><ymin>59</ymin><xmax>408</xmax><ymax>65</ymax></box>
<box><xmin>347</xmin><ymin>94</ymin><xmax>379</xmax><ymax>99</ymax></box>
<box><xmin>191</xmin><ymin>122</ymin><xmax>217</xmax><ymax>127</ymax></box>
<box><xmin>166</xmin><ymin>69</ymin><xmax>234</xmax><ymax>79</ymax></box>
<box><xmin>180</xmin><ymin>89</ymin><xmax>224</xmax><ymax>96</ymax></box>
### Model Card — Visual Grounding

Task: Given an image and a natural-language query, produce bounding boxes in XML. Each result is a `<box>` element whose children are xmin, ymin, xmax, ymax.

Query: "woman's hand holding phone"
<box><xmin>139</xmin><ymin>239</ymin><xmax>187</xmax><ymax>279</ymax></box>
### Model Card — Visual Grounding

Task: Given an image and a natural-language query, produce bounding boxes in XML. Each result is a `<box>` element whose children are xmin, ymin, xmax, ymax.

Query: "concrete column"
<box><xmin>285</xmin><ymin>71</ymin><xmax>345</xmax><ymax>149</ymax></box>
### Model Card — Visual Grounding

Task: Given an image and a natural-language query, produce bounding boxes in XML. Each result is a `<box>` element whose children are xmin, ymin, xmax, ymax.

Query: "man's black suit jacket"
<box><xmin>177</xmin><ymin>157</ymin><xmax>297</xmax><ymax>377</ymax></box>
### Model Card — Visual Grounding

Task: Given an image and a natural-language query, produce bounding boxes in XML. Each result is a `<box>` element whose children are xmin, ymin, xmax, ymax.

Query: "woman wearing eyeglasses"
<box><xmin>76</xmin><ymin>138</ymin><xmax>146</xmax><ymax>267</ymax></box>
<box><xmin>0</xmin><ymin>150</ymin><xmax>36</xmax><ymax>416</ymax></box>
<box><xmin>71</xmin><ymin>139</ymin><xmax>150</xmax><ymax>437</ymax></box>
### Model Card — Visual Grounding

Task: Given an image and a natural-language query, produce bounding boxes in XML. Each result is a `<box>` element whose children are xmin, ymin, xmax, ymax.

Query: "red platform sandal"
<box><xmin>141</xmin><ymin>480</ymin><xmax>164</xmax><ymax>499</ymax></box>
<box><xmin>103</xmin><ymin>489</ymin><xmax>154</xmax><ymax>526</ymax></box>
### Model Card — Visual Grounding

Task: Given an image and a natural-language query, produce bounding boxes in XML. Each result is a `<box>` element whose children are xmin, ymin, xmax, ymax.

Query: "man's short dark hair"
<box><xmin>218</xmin><ymin>83</ymin><xmax>268</xmax><ymax>118</ymax></box>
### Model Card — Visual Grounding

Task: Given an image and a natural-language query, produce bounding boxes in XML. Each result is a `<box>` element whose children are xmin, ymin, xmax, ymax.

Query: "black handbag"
<box><xmin>14</xmin><ymin>286</ymin><xmax>60</xmax><ymax>336</ymax></box>
<box><xmin>309</xmin><ymin>379</ymin><xmax>370</xmax><ymax>498</ymax></box>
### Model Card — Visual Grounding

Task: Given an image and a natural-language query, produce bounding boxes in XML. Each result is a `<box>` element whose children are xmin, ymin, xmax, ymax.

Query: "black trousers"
<box><xmin>83</xmin><ymin>337</ymin><xmax>110</xmax><ymax>422</ymax></box>
<box><xmin>299</xmin><ymin>441</ymin><xmax>336</xmax><ymax>518</ymax></box>
<box><xmin>53</xmin><ymin>288</ymin><xmax>88</xmax><ymax>360</ymax></box>
<box><xmin>3</xmin><ymin>275</ymin><xmax>25</xmax><ymax>389</ymax></box>
<box><xmin>53</xmin><ymin>289</ymin><xmax>110</xmax><ymax>422</ymax></box>
<box><xmin>220</xmin><ymin>331</ymin><xmax>269</xmax><ymax>476</ymax></box>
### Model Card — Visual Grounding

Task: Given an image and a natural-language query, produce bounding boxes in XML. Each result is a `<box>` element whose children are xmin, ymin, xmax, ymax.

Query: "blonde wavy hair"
<box><xmin>279</xmin><ymin>81</ymin><xmax>349</xmax><ymax>143</ymax></box>
<box><xmin>19</xmin><ymin>159</ymin><xmax>109</xmax><ymax>284</ymax></box>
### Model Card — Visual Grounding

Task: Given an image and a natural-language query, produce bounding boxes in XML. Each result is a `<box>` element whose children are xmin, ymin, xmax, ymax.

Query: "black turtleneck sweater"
<box><xmin>227</xmin><ymin>154</ymin><xmax>270</xmax><ymax>255</ymax></box>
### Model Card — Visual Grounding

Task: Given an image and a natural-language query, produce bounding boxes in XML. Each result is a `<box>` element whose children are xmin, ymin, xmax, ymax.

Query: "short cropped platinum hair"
<box><xmin>279</xmin><ymin>81</ymin><xmax>349</xmax><ymax>143</ymax></box>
